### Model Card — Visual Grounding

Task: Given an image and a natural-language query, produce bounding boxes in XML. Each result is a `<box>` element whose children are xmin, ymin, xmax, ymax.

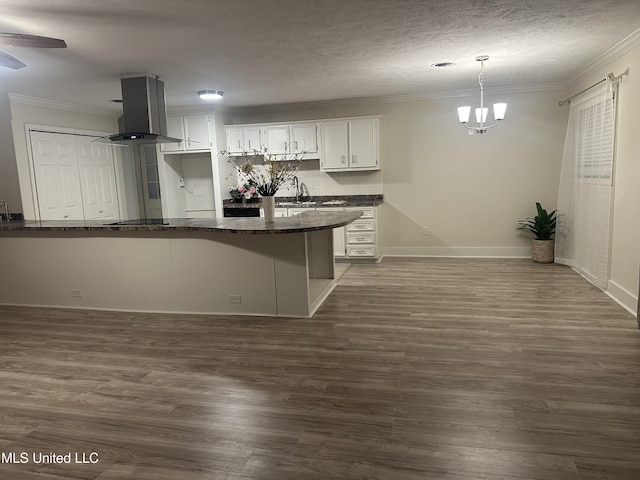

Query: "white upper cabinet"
<box><xmin>184</xmin><ymin>115</ymin><xmax>211</xmax><ymax>151</ymax></box>
<box><xmin>319</xmin><ymin>121</ymin><xmax>349</xmax><ymax>170</ymax></box>
<box><xmin>348</xmin><ymin>118</ymin><xmax>379</xmax><ymax>170</ymax></box>
<box><xmin>224</xmin><ymin>117</ymin><xmax>378</xmax><ymax>168</ymax></box>
<box><xmin>224</xmin><ymin>122</ymin><xmax>320</xmax><ymax>159</ymax></box>
<box><xmin>320</xmin><ymin>117</ymin><xmax>379</xmax><ymax>171</ymax></box>
<box><xmin>261</xmin><ymin>125</ymin><xmax>290</xmax><ymax>155</ymax></box>
<box><xmin>162</xmin><ymin>116</ymin><xmax>185</xmax><ymax>152</ymax></box>
<box><xmin>244</xmin><ymin>127</ymin><xmax>261</xmax><ymax>152</ymax></box>
<box><xmin>226</xmin><ymin>125</ymin><xmax>260</xmax><ymax>153</ymax></box>
<box><xmin>290</xmin><ymin>123</ymin><xmax>319</xmax><ymax>159</ymax></box>
<box><xmin>162</xmin><ymin>114</ymin><xmax>211</xmax><ymax>153</ymax></box>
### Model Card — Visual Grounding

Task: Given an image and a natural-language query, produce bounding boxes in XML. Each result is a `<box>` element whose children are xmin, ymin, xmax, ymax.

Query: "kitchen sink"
<box><xmin>276</xmin><ymin>201</ymin><xmax>316</xmax><ymax>206</ymax></box>
<box><xmin>321</xmin><ymin>200</ymin><xmax>346</xmax><ymax>205</ymax></box>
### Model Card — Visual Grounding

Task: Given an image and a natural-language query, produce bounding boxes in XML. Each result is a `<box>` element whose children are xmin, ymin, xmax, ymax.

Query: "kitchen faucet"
<box><xmin>0</xmin><ymin>200</ymin><xmax>9</xmax><ymax>222</ymax></box>
<box><xmin>293</xmin><ymin>176</ymin><xmax>302</xmax><ymax>202</ymax></box>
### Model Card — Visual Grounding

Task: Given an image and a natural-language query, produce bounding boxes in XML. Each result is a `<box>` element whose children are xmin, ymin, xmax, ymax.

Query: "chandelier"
<box><xmin>457</xmin><ymin>55</ymin><xmax>507</xmax><ymax>135</ymax></box>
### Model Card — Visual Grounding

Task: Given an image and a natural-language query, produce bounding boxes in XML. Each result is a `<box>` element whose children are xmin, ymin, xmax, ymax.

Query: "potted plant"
<box><xmin>517</xmin><ymin>202</ymin><xmax>557</xmax><ymax>263</ymax></box>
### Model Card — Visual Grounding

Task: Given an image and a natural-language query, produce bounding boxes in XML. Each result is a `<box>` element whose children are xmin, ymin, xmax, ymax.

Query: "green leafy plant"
<box><xmin>517</xmin><ymin>202</ymin><xmax>557</xmax><ymax>240</ymax></box>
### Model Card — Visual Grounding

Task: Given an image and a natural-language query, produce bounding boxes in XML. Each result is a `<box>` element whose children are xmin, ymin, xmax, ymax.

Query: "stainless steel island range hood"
<box><xmin>109</xmin><ymin>75</ymin><xmax>181</xmax><ymax>144</ymax></box>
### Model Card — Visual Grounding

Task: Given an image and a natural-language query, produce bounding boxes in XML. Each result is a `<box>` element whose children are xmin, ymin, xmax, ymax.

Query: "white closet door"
<box><xmin>30</xmin><ymin>131</ymin><xmax>84</xmax><ymax>220</ymax></box>
<box><xmin>75</xmin><ymin>138</ymin><xmax>120</xmax><ymax>220</ymax></box>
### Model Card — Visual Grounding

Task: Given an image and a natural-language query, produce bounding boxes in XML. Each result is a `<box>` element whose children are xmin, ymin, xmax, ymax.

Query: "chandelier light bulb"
<box><xmin>457</xmin><ymin>106</ymin><xmax>471</xmax><ymax>123</ymax></box>
<box><xmin>475</xmin><ymin>107</ymin><xmax>488</xmax><ymax>123</ymax></box>
<box><xmin>493</xmin><ymin>103</ymin><xmax>507</xmax><ymax>120</ymax></box>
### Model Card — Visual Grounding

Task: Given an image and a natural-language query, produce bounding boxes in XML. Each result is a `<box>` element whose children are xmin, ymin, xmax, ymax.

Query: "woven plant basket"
<box><xmin>532</xmin><ymin>239</ymin><xmax>554</xmax><ymax>263</ymax></box>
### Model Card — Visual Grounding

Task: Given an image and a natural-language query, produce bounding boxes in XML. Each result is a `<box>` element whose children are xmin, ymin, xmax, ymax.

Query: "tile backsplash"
<box><xmin>276</xmin><ymin>160</ymin><xmax>383</xmax><ymax>198</ymax></box>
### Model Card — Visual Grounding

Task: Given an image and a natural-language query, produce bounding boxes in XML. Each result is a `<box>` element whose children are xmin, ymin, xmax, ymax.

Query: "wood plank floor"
<box><xmin>0</xmin><ymin>258</ymin><xmax>639</xmax><ymax>480</ymax></box>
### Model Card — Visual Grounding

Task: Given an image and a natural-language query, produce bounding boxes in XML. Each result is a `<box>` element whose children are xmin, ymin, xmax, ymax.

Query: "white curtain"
<box><xmin>555</xmin><ymin>81</ymin><xmax>616</xmax><ymax>289</ymax></box>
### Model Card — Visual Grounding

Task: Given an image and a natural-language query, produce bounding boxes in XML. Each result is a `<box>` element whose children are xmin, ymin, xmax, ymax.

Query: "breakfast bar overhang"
<box><xmin>0</xmin><ymin>211</ymin><xmax>361</xmax><ymax>317</ymax></box>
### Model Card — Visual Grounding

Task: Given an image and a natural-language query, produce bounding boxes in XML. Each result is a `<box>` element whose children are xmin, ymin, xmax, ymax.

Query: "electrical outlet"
<box><xmin>228</xmin><ymin>294</ymin><xmax>242</xmax><ymax>304</ymax></box>
<box><xmin>178</xmin><ymin>178</ymin><xmax>185</xmax><ymax>188</ymax></box>
<box><xmin>71</xmin><ymin>289</ymin><xmax>82</xmax><ymax>298</ymax></box>
<box><xmin>422</xmin><ymin>226</ymin><xmax>429</xmax><ymax>235</ymax></box>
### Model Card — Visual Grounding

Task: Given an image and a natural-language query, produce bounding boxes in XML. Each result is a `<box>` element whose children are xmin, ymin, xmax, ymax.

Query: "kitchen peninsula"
<box><xmin>0</xmin><ymin>211</ymin><xmax>361</xmax><ymax>317</ymax></box>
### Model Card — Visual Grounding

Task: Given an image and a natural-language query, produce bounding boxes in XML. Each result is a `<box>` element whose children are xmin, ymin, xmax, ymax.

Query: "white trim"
<box><xmin>8</xmin><ymin>93</ymin><xmax>120</xmax><ymax>118</ymax></box>
<box><xmin>567</xmin><ymin>27</ymin><xmax>640</xmax><ymax>86</ymax></box>
<box><xmin>227</xmin><ymin>83</ymin><xmax>566</xmax><ymax>114</ymax></box>
<box><xmin>383</xmin><ymin>246</ymin><xmax>531</xmax><ymax>258</ymax></box>
<box><xmin>605</xmin><ymin>280</ymin><xmax>638</xmax><ymax>316</ymax></box>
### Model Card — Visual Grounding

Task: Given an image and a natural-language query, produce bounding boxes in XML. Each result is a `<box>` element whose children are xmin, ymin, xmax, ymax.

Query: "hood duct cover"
<box><xmin>109</xmin><ymin>75</ymin><xmax>182</xmax><ymax>144</ymax></box>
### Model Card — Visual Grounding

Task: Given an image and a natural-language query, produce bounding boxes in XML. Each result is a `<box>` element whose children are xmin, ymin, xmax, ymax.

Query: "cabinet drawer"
<box><xmin>347</xmin><ymin>245</ymin><xmax>376</xmax><ymax>257</ymax></box>
<box><xmin>347</xmin><ymin>220</ymin><xmax>375</xmax><ymax>232</ymax></box>
<box><xmin>347</xmin><ymin>232</ymin><xmax>375</xmax><ymax>244</ymax></box>
<box><xmin>346</xmin><ymin>206</ymin><xmax>374</xmax><ymax>219</ymax></box>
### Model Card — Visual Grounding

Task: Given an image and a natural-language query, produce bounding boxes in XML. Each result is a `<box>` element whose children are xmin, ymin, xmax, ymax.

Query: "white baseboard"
<box><xmin>606</xmin><ymin>280</ymin><xmax>638</xmax><ymax>316</ymax></box>
<box><xmin>383</xmin><ymin>246</ymin><xmax>531</xmax><ymax>258</ymax></box>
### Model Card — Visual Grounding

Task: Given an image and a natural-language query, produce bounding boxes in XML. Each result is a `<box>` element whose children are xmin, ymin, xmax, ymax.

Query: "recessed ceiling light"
<box><xmin>198</xmin><ymin>90</ymin><xmax>223</xmax><ymax>101</ymax></box>
<box><xmin>431</xmin><ymin>62</ymin><xmax>456</xmax><ymax>68</ymax></box>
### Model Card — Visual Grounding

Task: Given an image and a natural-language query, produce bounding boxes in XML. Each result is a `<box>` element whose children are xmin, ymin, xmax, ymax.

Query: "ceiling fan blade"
<box><xmin>0</xmin><ymin>50</ymin><xmax>26</xmax><ymax>69</ymax></box>
<box><xmin>0</xmin><ymin>33</ymin><xmax>66</xmax><ymax>48</ymax></box>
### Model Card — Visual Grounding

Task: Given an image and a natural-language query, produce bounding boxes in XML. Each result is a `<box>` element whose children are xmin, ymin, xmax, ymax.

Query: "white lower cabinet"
<box><xmin>344</xmin><ymin>206</ymin><xmax>378</xmax><ymax>259</ymax></box>
<box><xmin>278</xmin><ymin>205</ymin><xmax>379</xmax><ymax>259</ymax></box>
<box><xmin>321</xmin><ymin>207</ymin><xmax>347</xmax><ymax>257</ymax></box>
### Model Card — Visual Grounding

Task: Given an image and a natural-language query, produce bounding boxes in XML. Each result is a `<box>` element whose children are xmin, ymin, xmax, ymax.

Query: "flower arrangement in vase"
<box><xmin>223</xmin><ymin>146</ymin><xmax>302</xmax><ymax>196</ymax></box>
<box><xmin>221</xmin><ymin>145</ymin><xmax>304</xmax><ymax>221</ymax></box>
<box><xmin>229</xmin><ymin>183</ymin><xmax>257</xmax><ymax>202</ymax></box>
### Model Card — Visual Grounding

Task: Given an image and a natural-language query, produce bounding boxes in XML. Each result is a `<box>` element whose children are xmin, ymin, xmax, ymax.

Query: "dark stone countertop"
<box><xmin>223</xmin><ymin>194</ymin><xmax>383</xmax><ymax>209</ymax></box>
<box><xmin>0</xmin><ymin>211</ymin><xmax>363</xmax><ymax>235</ymax></box>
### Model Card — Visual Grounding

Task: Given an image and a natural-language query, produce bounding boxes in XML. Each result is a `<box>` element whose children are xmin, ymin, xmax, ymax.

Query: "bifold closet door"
<box><xmin>30</xmin><ymin>131</ymin><xmax>119</xmax><ymax>220</ymax></box>
<box><xmin>30</xmin><ymin>131</ymin><xmax>84</xmax><ymax>220</ymax></box>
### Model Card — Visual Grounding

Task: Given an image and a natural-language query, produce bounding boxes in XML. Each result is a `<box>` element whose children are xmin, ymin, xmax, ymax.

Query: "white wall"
<box><xmin>228</xmin><ymin>88</ymin><xmax>569</xmax><ymax>257</ymax></box>
<box><xmin>0</xmin><ymin>98</ymin><xmax>20</xmax><ymax>215</ymax></box>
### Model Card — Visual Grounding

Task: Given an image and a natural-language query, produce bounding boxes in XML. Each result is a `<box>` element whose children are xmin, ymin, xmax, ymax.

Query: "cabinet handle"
<box><xmin>352</xmin><ymin>154</ymin><xmax>357</xmax><ymax>164</ymax></box>
<box><xmin>237</xmin><ymin>140</ymin><xmax>241</xmax><ymax>150</ymax></box>
<box><xmin>248</xmin><ymin>139</ymin><xmax>251</xmax><ymax>149</ymax></box>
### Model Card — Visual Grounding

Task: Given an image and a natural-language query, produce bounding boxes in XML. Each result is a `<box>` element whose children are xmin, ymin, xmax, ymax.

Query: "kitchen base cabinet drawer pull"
<box><xmin>347</xmin><ymin>233</ymin><xmax>375</xmax><ymax>244</ymax></box>
<box><xmin>347</xmin><ymin>220</ymin><xmax>374</xmax><ymax>232</ymax></box>
<box><xmin>346</xmin><ymin>207</ymin><xmax>374</xmax><ymax>218</ymax></box>
<box><xmin>347</xmin><ymin>246</ymin><xmax>376</xmax><ymax>257</ymax></box>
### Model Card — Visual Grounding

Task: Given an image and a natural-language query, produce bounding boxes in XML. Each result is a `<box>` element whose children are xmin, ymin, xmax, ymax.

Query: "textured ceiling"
<box><xmin>1</xmin><ymin>0</ymin><xmax>639</xmax><ymax>111</ymax></box>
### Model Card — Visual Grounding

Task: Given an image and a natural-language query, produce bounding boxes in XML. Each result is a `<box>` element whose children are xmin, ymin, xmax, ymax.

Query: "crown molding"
<box><xmin>166</xmin><ymin>104</ymin><xmax>221</xmax><ymax>116</ymax></box>
<box><xmin>228</xmin><ymin>82</ymin><xmax>566</xmax><ymax>114</ymax></box>
<box><xmin>567</xmin><ymin>26</ymin><xmax>640</xmax><ymax>86</ymax></box>
<box><xmin>7</xmin><ymin>93</ymin><xmax>120</xmax><ymax>118</ymax></box>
